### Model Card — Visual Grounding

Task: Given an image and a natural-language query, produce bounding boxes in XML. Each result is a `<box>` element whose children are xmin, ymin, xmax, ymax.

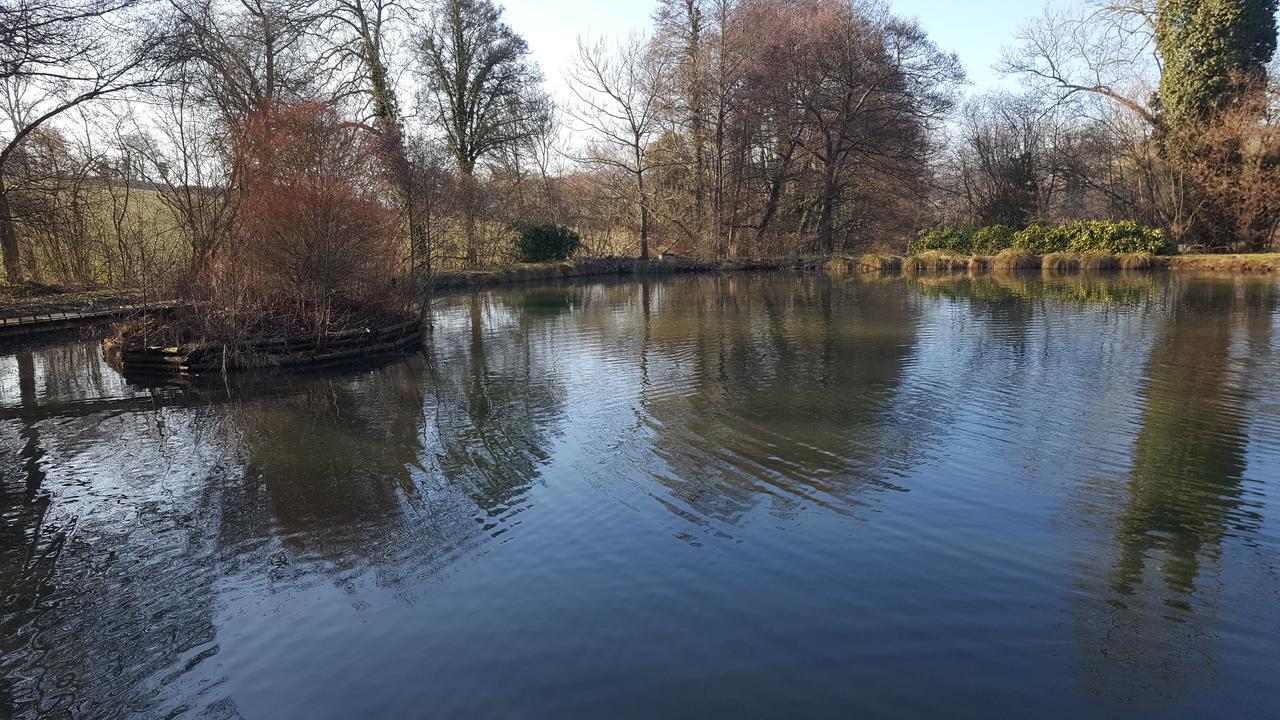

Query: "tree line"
<box><xmin>1</xmin><ymin>0</ymin><xmax>1277</xmax><ymax>293</ymax></box>
<box><xmin>941</xmin><ymin>0</ymin><xmax>1279</xmax><ymax>252</ymax></box>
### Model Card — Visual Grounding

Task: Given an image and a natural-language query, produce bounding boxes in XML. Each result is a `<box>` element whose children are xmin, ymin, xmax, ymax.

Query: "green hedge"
<box><xmin>972</xmin><ymin>225</ymin><xmax>1016</xmax><ymax>255</ymax></box>
<box><xmin>909</xmin><ymin>226</ymin><xmax>979</xmax><ymax>255</ymax></box>
<box><xmin>910</xmin><ymin>221</ymin><xmax>1169</xmax><ymax>256</ymax></box>
<box><xmin>515</xmin><ymin>224</ymin><xmax>582</xmax><ymax>263</ymax></box>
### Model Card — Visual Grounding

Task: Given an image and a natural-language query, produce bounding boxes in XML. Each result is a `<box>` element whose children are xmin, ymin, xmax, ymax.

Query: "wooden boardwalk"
<box><xmin>0</xmin><ymin>302</ymin><xmax>179</xmax><ymax>338</ymax></box>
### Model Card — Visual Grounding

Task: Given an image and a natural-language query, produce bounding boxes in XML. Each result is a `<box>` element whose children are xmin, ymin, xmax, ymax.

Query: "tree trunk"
<box><xmin>465</xmin><ymin>209</ymin><xmax>478</xmax><ymax>266</ymax></box>
<box><xmin>689</xmin><ymin>70</ymin><xmax>705</xmax><ymax>250</ymax></box>
<box><xmin>1</xmin><ymin>178</ymin><xmax>22</xmax><ymax>283</ymax></box>
<box><xmin>461</xmin><ymin>167</ymin><xmax>479</xmax><ymax>267</ymax></box>
<box><xmin>818</xmin><ymin>165</ymin><xmax>838</xmax><ymax>256</ymax></box>
<box><xmin>638</xmin><ymin>170</ymin><xmax>650</xmax><ymax>260</ymax></box>
<box><xmin>188</xmin><ymin>248</ymin><xmax>205</xmax><ymax>288</ymax></box>
<box><xmin>359</xmin><ymin>26</ymin><xmax>429</xmax><ymax>277</ymax></box>
<box><xmin>376</xmin><ymin>126</ymin><xmax>430</xmax><ymax>295</ymax></box>
<box><xmin>756</xmin><ymin>140</ymin><xmax>796</xmax><ymax>244</ymax></box>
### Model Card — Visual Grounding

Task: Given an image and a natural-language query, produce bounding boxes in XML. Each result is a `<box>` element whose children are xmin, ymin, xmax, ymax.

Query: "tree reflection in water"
<box><xmin>1074</xmin><ymin>277</ymin><xmax>1277</xmax><ymax>709</ymax></box>
<box><xmin>902</xmin><ymin>272</ymin><xmax>1279</xmax><ymax>712</ymax></box>
<box><xmin>426</xmin><ymin>291</ymin><xmax>569</xmax><ymax>521</ymax></box>
<box><xmin>630</xmin><ymin>275</ymin><xmax>923</xmax><ymax>527</ymax></box>
<box><xmin>1</xmin><ymin>274</ymin><xmax>1278</xmax><ymax>719</ymax></box>
<box><xmin>0</xmin><ymin>339</ymin><xmax>226</xmax><ymax>719</ymax></box>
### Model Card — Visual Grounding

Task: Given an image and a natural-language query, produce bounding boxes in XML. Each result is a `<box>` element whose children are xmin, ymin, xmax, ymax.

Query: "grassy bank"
<box><xmin>891</xmin><ymin>251</ymin><xmax>1280</xmax><ymax>275</ymax></box>
<box><xmin>429</xmin><ymin>256</ymin><xmax>821</xmax><ymax>292</ymax></box>
<box><xmin>1155</xmin><ymin>254</ymin><xmax>1280</xmax><ymax>274</ymax></box>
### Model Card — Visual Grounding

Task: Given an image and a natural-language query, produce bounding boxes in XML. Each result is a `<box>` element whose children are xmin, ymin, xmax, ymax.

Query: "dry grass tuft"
<box><xmin>858</xmin><ymin>254</ymin><xmax>903</xmax><ymax>274</ymax></box>
<box><xmin>968</xmin><ymin>255</ymin><xmax>993</xmax><ymax>273</ymax></box>
<box><xmin>904</xmin><ymin>251</ymin><xmax>967</xmax><ymax>274</ymax></box>
<box><xmin>1078</xmin><ymin>252</ymin><xmax>1120</xmax><ymax>271</ymax></box>
<box><xmin>992</xmin><ymin>249</ymin><xmax>1040</xmax><ymax>271</ymax></box>
<box><xmin>1041</xmin><ymin>252</ymin><xmax>1081</xmax><ymax>272</ymax></box>
<box><xmin>1118</xmin><ymin>253</ymin><xmax>1157</xmax><ymax>271</ymax></box>
<box><xmin>824</xmin><ymin>257</ymin><xmax>855</xmax><ymax>276</ymax></box>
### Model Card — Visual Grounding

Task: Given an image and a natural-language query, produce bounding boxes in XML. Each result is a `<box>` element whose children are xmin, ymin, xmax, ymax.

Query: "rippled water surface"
<box><xmin>3</xmin><ymin>273</ymin><xmax>1280</xmax><ymax>719</ymax></box>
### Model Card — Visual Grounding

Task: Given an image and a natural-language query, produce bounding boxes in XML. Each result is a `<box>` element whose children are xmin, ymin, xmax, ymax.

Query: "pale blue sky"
<box><xmin>500</xmin><ymin>0</ymin><xmax>1069</xmax><ymax>101</ymax></box>
<box><xmin>891</xmin><ymin>0</ymin><xmax>1050</xmax><ymax>89</ymax></box>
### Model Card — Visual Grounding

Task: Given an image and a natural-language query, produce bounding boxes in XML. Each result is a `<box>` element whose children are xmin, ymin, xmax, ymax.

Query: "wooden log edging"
<box><xmin>105</xmin><ymin>319</ymin><xmax>423</xmax><ymax>378</ymax></box>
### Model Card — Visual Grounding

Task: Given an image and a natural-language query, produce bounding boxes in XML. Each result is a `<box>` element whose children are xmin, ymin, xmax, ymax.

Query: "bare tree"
<box><xmin>783</xmin><ymin>2</ymin><xmax>961</xmax><ymax>253</ymax></box>
<box><xmin>1</xmin><ymin>0</ymin><xmax>163</xmax><ymax>281</ymax></box>
<box><xmin>320</xmin><ymin>0</ymin><xmax>434</xmax><ymax>284</ymax></box>
<box><xmin>703</xmin><ymin>0</ymin><xmax>750</xmax><ymax>256</ymax></box>
<box><xmin>999</xmin><ymin>0</ymin><xmax>1279</xmax><ymax>248</ymax></box>
<box><xmin>946</xmin><ymin>92</ymin><xmax>1068</xmax><ymax>227</ymax></box>
<box><xmin>141</xmin><ymin>74</ymin><xmax>238</xmax><ymax>286</ymax></box>
<box><xmin>999</xmin><ymin>1</ymin><xmax>1161</xmax><ymax>128</ymax></box>
<box><xmin>1</xmin><ymin>124</ymin><xmax>103</xmax><ymax>283</ymax></box>
<box><xmin>162</xmin><ymin>0</ymin><xmax>325</xmax><ymax>122</ymax></box>
<box><xmin>654</xmin><ymin>0</ymin><xmax>709</xmax><ymax>245</ymax></box>
<box><xmin>417</xmin><ymin>0</ymin><xmax>548</xmax><ymax>266</ymax></box>
<box><xmin>568</xmin><ymin>34</ymin><xmax>672</xmax><ymax>260</ymax></box>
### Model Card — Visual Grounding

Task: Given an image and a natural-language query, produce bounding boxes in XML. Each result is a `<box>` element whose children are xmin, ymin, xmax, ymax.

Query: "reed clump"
<box><xmin>1118</xmin><ymin>253</ymin><xmax>1157</xmax><ymax>270</ymax></box>
<box><xmin>1078</xmin><ymin>252</ymin><xmax>1120</xmax><ymax>271</ymax></box>
<box><xmin>858</xmin><ymin>254</ymin><xmax>903</xmax><ymax>274</ymax></box>
<box><xmin>1161</xmin><ymin>254</ymin><xmax>1280</xmax><ymax>273</ymax></box>
<box><xmin>901</xmin><ymin>255</ymin><xmax>926</xmax><ymax>274</ymax></box>
<box><xmin>992</xmin><ymin>249</ymin><xmax>1040</xmax><ymax>271</ymax></box>
<box><xmin>824</xmin><ymin>256</ymin><xmax>855</xmax><ymax>276</ymax></box>
<box><xmin>903</xmin><ymin>251</ymin><xmax>967</xmax><ymax>274</ymax></box>
<box><xmin>1041</xmin><ymin>252</ymin><xmax>1080</xmax><ymax>273</ymax></box>
<box><xmin>968</xmin><ymin>255</ymin><xmax>993</xmax><ymax>273</ymax></box>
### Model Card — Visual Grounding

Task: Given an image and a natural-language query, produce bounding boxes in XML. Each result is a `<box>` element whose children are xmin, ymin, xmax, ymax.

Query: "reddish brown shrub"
<box><xmin>218</xmin><ymin>101</ymin><xmax>404</xmax><ymax>335</ymax></box>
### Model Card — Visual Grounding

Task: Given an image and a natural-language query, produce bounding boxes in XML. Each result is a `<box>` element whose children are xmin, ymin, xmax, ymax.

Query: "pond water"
<box><xmin>2</xmin><ymin>273</ymin><xmax>1280</xmax><ymax>719</ymax></box>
